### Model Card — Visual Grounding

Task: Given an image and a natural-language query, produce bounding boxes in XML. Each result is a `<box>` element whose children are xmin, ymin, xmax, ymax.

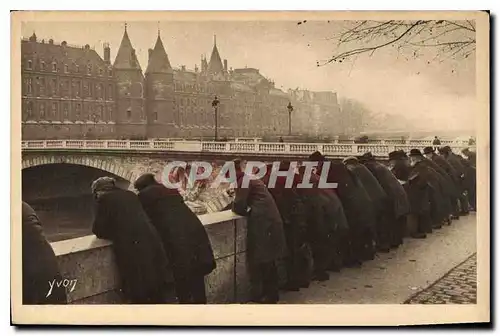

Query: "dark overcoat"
<box><xmin>363</xmin><ymin>160</ymin><xmax>410</xmax><ymax>218</ymax></box>
<box><xmin>321</xmin><ymin>161</ymin><xmax>376</xmax><ymax>231</ymax></box>
<box><xmin>137</xmin><ymin>183</ymin><xmax>216</xmax><ymax>277</ymax></box>
<box><xmin>430</xmin><ymin>153</ymin><xmax>461</xmax><ymax>194</ymax></box>
<box><xmin>22</xmin><ymin>202</ymin><xmax>67</xmax><ymax>304</ymax></box>
<box><xmin>347</xmin><ymin>163</ymin><xmax>388</xmax><ymax>215</ymax></box>
<box><xmin>92</xmin><ymin>187</ymin><xmax>173</xmax><ymax>303</ymax></box>
<box><xmin>406</xmin><ymin>162</ymin><xmax>432</xmax><ymax>215</ymax></box>
<box><xmin>233</xmin><ymin>176</ymin><xmax>288</xmax><ymax>264</ymax></box>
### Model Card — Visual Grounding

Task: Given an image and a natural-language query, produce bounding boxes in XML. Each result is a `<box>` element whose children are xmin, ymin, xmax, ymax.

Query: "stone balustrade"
<box><xmin>50</xmin><ymin>210</ymin><xmax>251</xmax><ymax>304</ymax></box>
<box><xmin>22</xmin><ymin>139</ymin><xmax>474</xmax><ymax>157</ymax></box>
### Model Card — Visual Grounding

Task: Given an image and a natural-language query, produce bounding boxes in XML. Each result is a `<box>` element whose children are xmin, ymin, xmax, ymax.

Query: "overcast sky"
<box><xmin>21</xmin><ymin>20</ymin><xmax>476</xmax><ymax>131</ymax></box>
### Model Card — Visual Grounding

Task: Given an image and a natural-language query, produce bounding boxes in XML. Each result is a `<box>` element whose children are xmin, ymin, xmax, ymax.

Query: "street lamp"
<box><xmin>287</xmin><ymin>102</ymin><xmax>294</xmax><ymax>136</ymax></box>
<box><xmin>212</xmin><ymin>96</ymin><xmax>220</xmax><ymax>141</ymax></box>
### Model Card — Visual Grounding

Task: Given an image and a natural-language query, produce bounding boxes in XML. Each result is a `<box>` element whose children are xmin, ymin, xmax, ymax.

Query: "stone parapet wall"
<box><xmin>50</xmin><ymin>210</ymin><xmax>250</xmax><ymax>304</ymax></box>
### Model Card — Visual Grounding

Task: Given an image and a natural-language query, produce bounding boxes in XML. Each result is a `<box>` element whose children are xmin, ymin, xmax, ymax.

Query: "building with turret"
<box><xmin>21</xmin><ymin>25</ymin><xmax>341</xmax><ymax>140</ymax></box>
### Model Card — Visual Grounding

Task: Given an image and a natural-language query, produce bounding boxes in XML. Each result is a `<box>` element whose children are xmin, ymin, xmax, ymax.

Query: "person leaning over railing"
<box><xmin>232</xmin><ymin>160</ymin><xmax>288</xmax><ymax>304</ymax></box>
<box><xmin>134</xmin><ymin>173</ymin><xmax>216</xmax><ymax>304</ymax></box>
<box><xmin>91</xmin><ymin>177</ymin><xmax>175</xmax><ymax>304</ymax></box>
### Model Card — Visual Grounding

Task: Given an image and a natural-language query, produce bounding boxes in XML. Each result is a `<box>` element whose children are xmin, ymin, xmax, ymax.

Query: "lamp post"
<box><xmin>287</xmin><ymin>102</ymin><xmax>294</xmax><ymax>136</ymax></box>
<box><xmin>212</xmin><ymin>96</ymin><xmax>220</xmax><ymax>141</ymax></box>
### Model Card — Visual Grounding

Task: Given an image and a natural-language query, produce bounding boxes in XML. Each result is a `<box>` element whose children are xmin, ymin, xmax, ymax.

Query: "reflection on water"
<box><xmin>27</xmin><ymin>194</ymin><xmax>96</xmax><ymax>243</ymax></box>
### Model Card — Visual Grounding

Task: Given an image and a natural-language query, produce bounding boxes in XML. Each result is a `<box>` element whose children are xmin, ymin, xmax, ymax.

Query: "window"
<box><xmin>24</xmin><ymin>101</ymin><xmax>33</xmax><ymax>120</ymax></box>
<box><xmin>39</xmin><ymin>78</ymin><xmax>45</xmax><ymax>96</ymax></box>
<box><xmin>87</xmin><ymin>64</ymin><xmax>92</xmax><ymax>75</ymax></box>
<box><xmin>63</xmin><ymin>103</ymin><xmax>69</xmax><ymax>119</ymax></box>
<box><xmin>108</xmin><ymin>84</ymin><xmax>113</xmax><ymax>100</ymax></box>
<box><xmin>75</xmin><ymin>104</ymin><xmax>81</xmax><ymax>119</ymax></box>
<box><xmin>52</xmin><ymin>62</ymin><xmax>57</xmax><ymax>72</ymax></box>
<box><xmin>153</xmin><ymin>111</ymin><xmax>158</xmax><ymax>121</ymax></box>
<box><xmin>97</xmin><ymin>106</ymin><xmax>103</xmax><ymax>119</ymax></box>
<box><xmin>108</xmin><ymin>106</ymin><xmax>113</xmax><ymax>121</ymax></box>
<box><xmin>83</xmin><ymin>81</ymin><xmax>88</xmax><ymax>97</ymax></box>
<box><xmin>26</xmin><ymin>78</ymin><xmax>32</xmax><ymax>94</ymax></box>
<box><xmin>108</xmin><ymin>69</ymin><xmax>112</xmax><ymax>77</ymax></box>
<box><xmin>64</xmin><ymin>64</ymin><xmax>68</xmax><ymax>73</ymax></box>
<box><xmin>88</xmin><ymin>83</ymin><xmax>93</xmax><ymax>98</ymax></box>
<box><xmin>98</xmin><ymin>84</ymin><xmax>104</xmax><ymax>99</ymax></box>
<box><xmin>126</xmin><ymin>108</ymin><xmax>131</xmax><ymax>120</ymax></box>
<box><xmin>27</xmin><ymin>60</ymin><xmax>32</xmax><ymax>70</ymax></box>
<box><xmin>51</xmin><ymin>102</ymin><xmax>58</xmax><ymax>118</ymax></box>
<box><xmin>39</xmin><ymin>103</ymin><xmax>45</xmax><ymax>119</ymax></box>
<box><xmin>76</xmin><ymin>65</ymin><xmax>79</xmax><ymax>73</ymax></box>
<box><xmin>51</xmin><ymin>78</ymin><xmax>57</xmax><ymax>96</ymax></box>
<box><xmin>40</xmin><ymin>61</ymin><xmax>45</xmax><ymax>71</ymax></box>
<box><xmin>75</xmin><ymin>81</ymin><xmax>80</xmax><ymax>97</ymax></box>
<box><xmin>99</xmin><ymin>68</ymin><xmax>103</xmax><ymax>76</ymax></box>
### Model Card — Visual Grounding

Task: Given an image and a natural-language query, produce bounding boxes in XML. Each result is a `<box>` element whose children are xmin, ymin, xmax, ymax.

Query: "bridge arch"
<box><xmin>21</xmin><ymin>155</ymin><xmax>136</xmax><ymax>183</ymax></box>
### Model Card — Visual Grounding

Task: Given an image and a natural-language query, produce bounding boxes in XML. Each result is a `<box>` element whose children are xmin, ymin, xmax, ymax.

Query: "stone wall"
<box><xmin>50</xmin><ymin>210</ymin><xmax>251</xmax><ymax>304</ymax></box>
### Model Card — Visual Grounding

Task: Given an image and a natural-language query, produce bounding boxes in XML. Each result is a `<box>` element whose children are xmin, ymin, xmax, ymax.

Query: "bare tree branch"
<box><xmin>304</xmin><ymin>19</ymin><xmax>476</xmax><ymax>66</ymax></box>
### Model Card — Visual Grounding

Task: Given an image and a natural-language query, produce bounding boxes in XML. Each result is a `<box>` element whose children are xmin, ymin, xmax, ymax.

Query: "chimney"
<box><xmin>103</xmin><ymin>43</ymin><xmax>111</xmax><ymax>63</ymax></box>
<box><xmin>223</xmin><ymin>59</ymin><xmax>228</xmax><ymax>72</ymax></box>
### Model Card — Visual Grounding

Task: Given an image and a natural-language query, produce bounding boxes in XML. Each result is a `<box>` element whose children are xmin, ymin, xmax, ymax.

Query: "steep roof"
<box><xmin>145</xmin><ymin>34</ymin><xmax>173</xmax><ymax>74</ymax></box>
<box><xmin>207</xmin><ymin>35</ymin><xmax>224</xmax><ymax>74</ymax></box>
<box><xmin>21</xmin><ymin>38</ymin><xmax>109</xmax><ymax>76</ymax></box>
<box><xmin>113</xmin><ymin>26</ymin><xmax>142</xmax><ymax>71</ymax></box>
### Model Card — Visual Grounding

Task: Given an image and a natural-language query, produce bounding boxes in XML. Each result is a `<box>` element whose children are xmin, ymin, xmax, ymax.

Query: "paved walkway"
<box><xmin>280</xmin><ymin>214</ymin><xmax>477</xmax><ymax>304</ymax></box>
<box><xmin>405</xmin><ymin>254</ymin><xmax>477</xmax><ymax>304</ymax></box>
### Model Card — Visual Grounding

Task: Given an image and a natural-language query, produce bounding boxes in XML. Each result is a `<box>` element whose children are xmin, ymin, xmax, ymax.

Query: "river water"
<box><xmin>27</xmin><ymin>194</ymin><xmax>96</xmax><ymax>243</ymax></box>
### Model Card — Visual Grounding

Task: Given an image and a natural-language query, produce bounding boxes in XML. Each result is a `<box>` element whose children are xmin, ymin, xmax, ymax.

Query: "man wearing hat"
<box><xmin>312</xmin><ymin>151</ymin><xmax>376</xmax><ymax>267</ymax></box>
<box><xmin>407</xmin><ymin>149</ymin><xmax>441</xmax><ymax>236</ymax></box>
<box><xmin>359</xmin><ymin>152</ymin><xmax>410</xmax><ymax>248</ymax></box>
<box><xmin>91</xmin><ymin>176</ymin><xmax>175</xmax><ymax>304</ymax></box>
<box><xmin>343</xmin><ymin>156</ymin><xmax>390</xmax><ymax>254</ymax></box>
<box><xmin>423</xmin><ymin>146</ymin><xmax>462</xmax><ymax>219</ymax></box>
<box><xmin>411</xmin><ymin>149</ymin><xmax>450</xmax><ymax>229</ymax></box>
<box><xmin>440</xmin><ymin>146</ymin><xmax>470</xmax><ymax>215</ymax></box>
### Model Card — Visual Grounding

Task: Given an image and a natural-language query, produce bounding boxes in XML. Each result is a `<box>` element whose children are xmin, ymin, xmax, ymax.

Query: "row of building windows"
<box><xmin>25</xmin><ymin>59</ymin><xmax>112</xmax><ymax>77</ymax></box>
<box><xmin>24</xmin><ymin>77</ymin><xmax>114</xmax><ymax>100</ymax></box>
<box><xmin>23</xmin><ymin>101</ymin><xmax>114</xmax><ymax>121</ymax></box>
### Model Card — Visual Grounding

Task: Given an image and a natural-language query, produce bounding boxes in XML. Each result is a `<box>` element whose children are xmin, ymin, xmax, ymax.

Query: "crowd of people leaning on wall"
<box><xmin>22</xmin><ymin>145</ymin><xmax>476</xmax><ymax>304</ymax></box>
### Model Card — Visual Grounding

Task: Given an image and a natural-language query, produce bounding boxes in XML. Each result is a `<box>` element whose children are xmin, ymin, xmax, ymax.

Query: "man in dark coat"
<box><xmin>343</xmin><ymin>156</ymin><xmax>391</xmax><ymax>253</ymax></box>
<box><xmin>22</xmin><ymin>202</ymin><xmax>67</xmax><ymax>304</ymax></box>
<box><xmin>309</xmin><ymin>152</ymin><xmax>376</xmax><ymax>267</ymax></box>
<box><xmin>232</xmin><ymin>169</ymin><xmax>288</xmax><ymax>304</ymax></box>
<box><xmin>460</xmin><ymin>148</ymin><xmax>477</xmax><ymax>211</ymax></box>
<box><xmin>441</xmin><ymin>146</ymin><xmax>470</xmax><ymax>215</ymax></box>
<box><xmin>359</xmin><ymin>152</ymin><xmax>410</xmax><ymax>249</ymax></box>
<box><xmin>408</xmin><ymin>149</ymin><xmax>448</xmax><ymax>229</ymax></box>
<box><xmin>425</xmin><ymin>147</ymin><xmax>462</xmax><ymax>219</ymax></box>
<box><xmin>432</xmin><ymin>136</ymin><xmax>441</xmax><ymax>151</ymax></box>
<box><xmin>91</xmin><ymin>177</ymin><xmax>174</xmax><ymax>304</ymax></box>
<box><xmin>406</xmin><ymin>149</ymin><xmax>435</xmax><ymax>237</ymax></box>
<box><xmin>134</xmin><ymin>173</ymin><xmax>216</xmax><ymax>304</ymax></box>
<box><xmin>295</xmin><ymin>166</ymin><xmax>347</xmax><ymax>280</ymax></box>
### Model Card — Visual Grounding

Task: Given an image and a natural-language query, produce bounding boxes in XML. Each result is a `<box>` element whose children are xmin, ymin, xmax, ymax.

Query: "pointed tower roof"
<box><xmin>145</xmin><ymin>32</ymin><xmax>173</xmax><ymax>74</ymax></box>
<box><xmin>208</xmin><ymin>35</ymin><xmax>224</xmax><ymax>74</ymax></box>
<box><xmin>113</xmin><ymin>23</ymin><xmax>142</xmax><ymax>70</ymax></box>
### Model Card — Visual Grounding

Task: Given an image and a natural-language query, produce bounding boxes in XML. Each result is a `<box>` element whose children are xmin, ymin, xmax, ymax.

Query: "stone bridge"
<box><xmin>22</xmin><ymin>139</ymin><xmax>473</xmax><ymax>185</ymax></box>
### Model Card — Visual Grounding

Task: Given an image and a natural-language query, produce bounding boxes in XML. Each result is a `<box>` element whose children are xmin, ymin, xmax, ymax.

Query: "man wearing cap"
<box><xmin>91</xmin><ymin>176</ymin><xmax>174</xmax><ymax>304</ymax></box>
<box><xmin>309</xmin><ymin>151</ymin><xmax>376</xmax><ymax>267</ymax></box>
<box><xmin>343</xmin><ymin>156</ymin><xmax>390</xmax><ymax>254</ymax></box>
<box><xmin>359</xmin><ymin>152</ymin><xmax>410</xmax><ymax>248</ymax></box>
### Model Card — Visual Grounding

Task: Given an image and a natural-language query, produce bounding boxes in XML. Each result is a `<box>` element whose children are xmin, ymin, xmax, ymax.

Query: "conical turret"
<box><xmin>208</xmin><ymin>35</ymin><xmax>224</xmax><ymax>75</ymax></box>
<box><xmin>113</xmin><ymin>23</ymin><xmax>142</xmax><ymax>70</ymax></box>
<box><xmin>145</xmin><ymin>32</ymin><xmax>173</xmax><ymax>74</ymax></box>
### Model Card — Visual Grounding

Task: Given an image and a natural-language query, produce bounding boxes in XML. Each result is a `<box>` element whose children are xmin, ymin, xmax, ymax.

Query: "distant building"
<box><xmin>21</xmin><ymin>26</ymin><xmax>341</xmax><ymax>140</ymax></box>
